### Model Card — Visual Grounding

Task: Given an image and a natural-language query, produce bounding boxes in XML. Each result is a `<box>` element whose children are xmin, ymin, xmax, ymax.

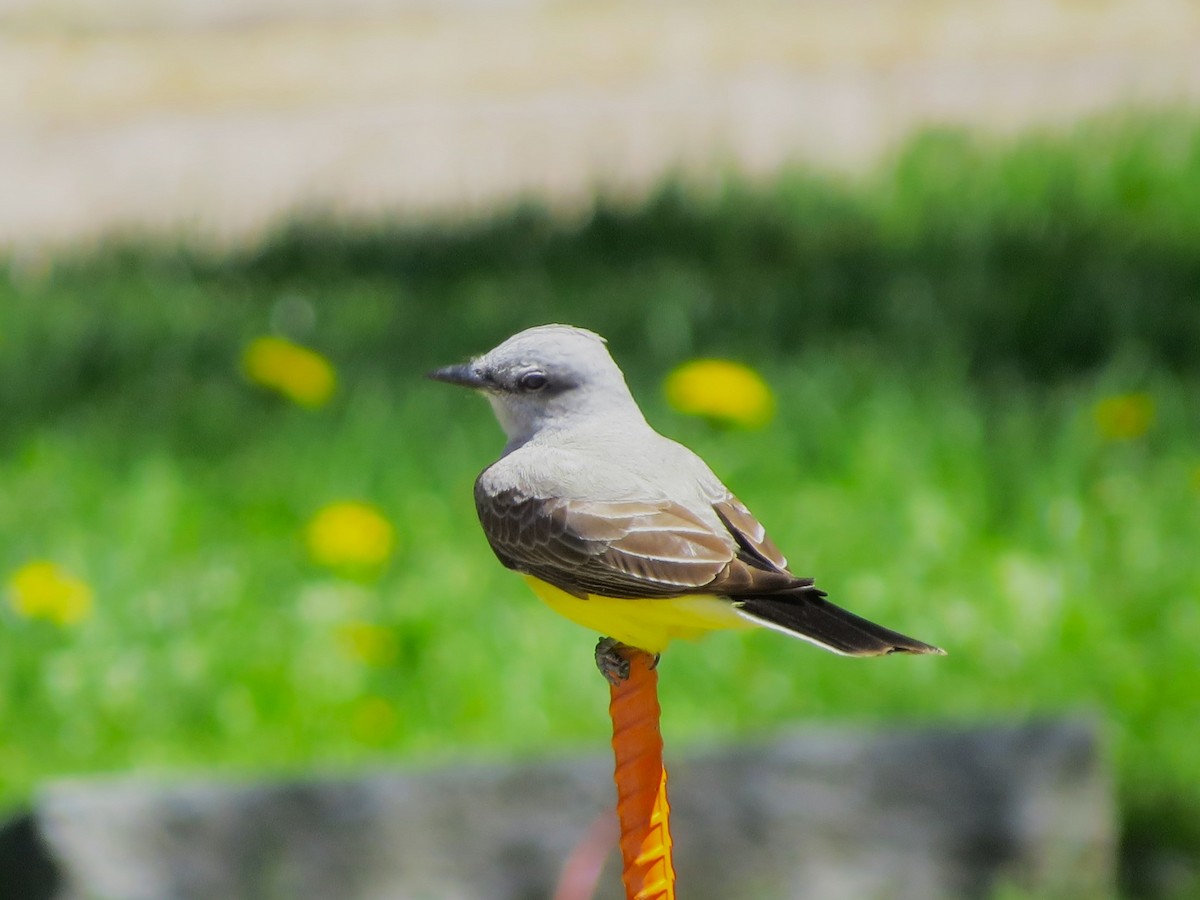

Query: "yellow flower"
<box><xmin>306</xmin><ymin>501</ymin><xmax>395</xmax><ymax>569</ymax></box>
<box><xmin>335</xmin><ymin>620</ymin><xmax>398</xmax><ymax>667</ymax></box>
<box><xmin>350</xmin><ymin>696</ymin><xmax>398</xmax><ymax>744</ymax></box>
<box><xmin>242</xmin><ymin>336</ymin><xmax>336</xmax><ymax>408</ymax></box>
<box><xmin>1093</xmin><ymin>393</ymin><xmax>1155</xmax><ymax>441</ymax></box>
<box><xmin>6</xmin><ymin>561</ymin><xmax>93</xmax><ymax>625</ymax></box>
<box><xmin>664</xmin><ymin>359</ymin><xmax>775</xmax><ymax>428</ymax></box>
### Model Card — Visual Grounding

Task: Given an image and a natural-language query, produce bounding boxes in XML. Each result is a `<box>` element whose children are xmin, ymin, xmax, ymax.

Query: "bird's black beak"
<box><xmin>426</xmin><ymin>362</ymin><xmax>489</xmax><ymax>389</ymax></box>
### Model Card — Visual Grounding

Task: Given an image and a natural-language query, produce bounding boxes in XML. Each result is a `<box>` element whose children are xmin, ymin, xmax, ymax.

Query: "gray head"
<box><xmin>427</xmin><ymin>324</ymin><xmax>645</xmax><ymax>446</ymax></box>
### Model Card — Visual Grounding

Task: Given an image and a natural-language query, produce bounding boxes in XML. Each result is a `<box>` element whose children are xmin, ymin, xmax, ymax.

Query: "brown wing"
<box><xmin>475</xmin><ymin>480</ymin><xmax>812</xmax><ymax>600</ymax></box>
<box><xmin>475</xmin><ymin>484</ymin><xmax>737</xmax><ymax>599</ymax></box>
<box><xmin>713</xmin><ymin>496</ymin><xmax>789</xmax><ymax>570</ymax></box>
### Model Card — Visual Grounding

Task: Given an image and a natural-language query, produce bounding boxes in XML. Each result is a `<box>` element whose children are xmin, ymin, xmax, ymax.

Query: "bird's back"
<box><xmin>481</xmin><ymin>420</ymin><xmax>731</xmax><ymax>514</ymax></box>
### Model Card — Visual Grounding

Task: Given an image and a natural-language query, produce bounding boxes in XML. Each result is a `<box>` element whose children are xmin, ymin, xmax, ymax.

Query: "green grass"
<box><xmin>3</xmin><ymin>346</ymin><xmax>1196</xmax><ymax>775</ymax></box>
<box><xmin>2</xmin><ymin>112</ymin><xmax>1199</xmax><ymax>895</ymax></box>
<box><xmin>3</xmin><ymin>346</ymin><xmax>1198</xmax><ymax>889</ymax></box>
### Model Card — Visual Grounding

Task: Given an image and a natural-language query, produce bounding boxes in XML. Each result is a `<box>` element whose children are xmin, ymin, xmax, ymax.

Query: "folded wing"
<box><xmin>474</xmin><ymin>483</ymin><xmax>809</xmax><ymax>599</ymax></box>
<box><xmin>474</xmin><ymin>479</ymin><xmax>943</xmax><ymax>656</ymax></box>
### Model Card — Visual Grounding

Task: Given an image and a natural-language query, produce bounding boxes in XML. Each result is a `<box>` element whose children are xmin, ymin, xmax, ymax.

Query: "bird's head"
<box><xmin>427</xmin><ymin>324</ymin><xmax>643</xmax><ymax>447</ymax></box>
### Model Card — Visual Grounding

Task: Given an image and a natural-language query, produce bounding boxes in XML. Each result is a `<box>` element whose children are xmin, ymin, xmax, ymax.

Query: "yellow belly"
<box><xmin>522</xmin><ymin>575</ymin><xmax>753</xmax><ymax>654</ymax></box>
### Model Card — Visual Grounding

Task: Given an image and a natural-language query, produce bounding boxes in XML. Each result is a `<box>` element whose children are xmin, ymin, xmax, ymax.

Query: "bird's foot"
<box><xmin>594</xmin><ymin>637</ymin><xmax>631</xmax><ymax>685</ymax></box>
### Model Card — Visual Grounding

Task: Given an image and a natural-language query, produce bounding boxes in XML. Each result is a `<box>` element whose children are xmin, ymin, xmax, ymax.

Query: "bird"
<box><xmin>428</xmin><ymin>324</ymin><xmax>943</xmax><ymax>667</ymax></box>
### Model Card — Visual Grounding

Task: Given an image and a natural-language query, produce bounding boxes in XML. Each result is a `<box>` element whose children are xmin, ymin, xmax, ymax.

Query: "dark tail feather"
<box><xmin>734</xmin><ymin>591</ymin><xmax>944</xmax><ymax>657</ymax></box>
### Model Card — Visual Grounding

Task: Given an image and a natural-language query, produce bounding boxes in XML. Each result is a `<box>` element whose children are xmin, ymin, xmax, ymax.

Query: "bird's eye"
<box><xmin>519</xmin><ymin>371</ymin><xmax>548</xmax><ymax>391</ymax></box>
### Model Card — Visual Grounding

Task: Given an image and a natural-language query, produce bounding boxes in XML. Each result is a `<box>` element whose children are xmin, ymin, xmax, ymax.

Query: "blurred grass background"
<box><xmin>2</xmin><ymin>114</ymin><xmax>1199</xmax><ymax>894</ymax></box>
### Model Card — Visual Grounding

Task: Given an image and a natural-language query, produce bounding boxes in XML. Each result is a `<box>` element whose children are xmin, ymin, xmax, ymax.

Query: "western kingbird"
<box><xmin>429</xmin><ymin>324</ymin><xmax>942</xmax><ymax>658</ymax></box>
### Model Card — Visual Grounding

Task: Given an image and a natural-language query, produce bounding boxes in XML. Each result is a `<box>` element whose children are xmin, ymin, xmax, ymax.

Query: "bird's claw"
<box><xmin>594</xmin><ymin>637</ymin><xmax>631</xmax><ymax>685</ymax></box>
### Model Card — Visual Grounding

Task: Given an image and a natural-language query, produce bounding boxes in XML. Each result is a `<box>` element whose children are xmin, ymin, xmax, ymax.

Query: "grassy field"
<box><xmin>2</xmin><ymin>115</ymin><xmax>1199</xmax><ymax>895</ymax></box>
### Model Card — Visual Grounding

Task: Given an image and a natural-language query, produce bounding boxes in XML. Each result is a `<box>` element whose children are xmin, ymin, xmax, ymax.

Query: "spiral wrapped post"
<box><xmin>606</xmin><ymin>644</ymin><xmax>676</xmax><ymax>900</ymax></box>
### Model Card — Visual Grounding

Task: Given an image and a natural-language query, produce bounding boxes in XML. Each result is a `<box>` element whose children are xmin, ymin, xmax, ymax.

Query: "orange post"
<box><xmin>606</xmin><ymin>645</ymin><xmax>676</xmax><ymax>900</ymax></box>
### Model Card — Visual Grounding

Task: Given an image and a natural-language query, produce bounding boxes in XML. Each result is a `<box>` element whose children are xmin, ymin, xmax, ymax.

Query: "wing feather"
<box><xmin>475</xmin><ymin>482</ymin><xmax>735</xmax><ymax>598</ymax></box>
<box><xmin>713</xmin><ymin>496</ymin><xmax>789</xmax><ymax>570</ymax></box>
<box><xmin>474</xmin><ymin>478</ymin><xmax>813</xmax><ymax>600</ymax></box>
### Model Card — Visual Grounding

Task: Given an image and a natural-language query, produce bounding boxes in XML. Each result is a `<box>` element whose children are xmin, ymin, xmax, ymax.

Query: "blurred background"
<box><xmin>2</xmin><ymin>0</ymin><xmax>1199</xmax><ymax>897</ymax></box>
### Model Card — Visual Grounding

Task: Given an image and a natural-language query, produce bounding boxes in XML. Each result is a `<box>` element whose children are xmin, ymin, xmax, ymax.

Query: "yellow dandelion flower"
<box><xmin>1093</xmin><ymin>393</ymin><xmax>1155</xmax><ymax>441</ymax></box>
<box><xmin>306</xmin><ymin>501</ymin><xmax>395</xmax><ymax>569</ymax></box>
<box><xmin>335</xmin><ymin>620</ymin><xmax>399</xmax><ymax>667</ymax></box>
<box><xmin>664</xmin><ymin>359</ymin><xmax>775</xmax><ymax>428</ymax></box>
<box><xmin>350</xmin><ymin>696</ymin><xmax>398</xmax><ymax>744</ymax></box>
<box><xmin>6</xmin><ymin>560</ymin><xmax>93</xmax><ymax>625</ymax></box>
<box><xmin>242</xmin><ymin>336</ymin><xmax>336</xmax><ymax>408</ymax></box>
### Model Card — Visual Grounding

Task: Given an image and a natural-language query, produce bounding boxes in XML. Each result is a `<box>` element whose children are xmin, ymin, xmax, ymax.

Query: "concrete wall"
<box><xmin>3</xmin><ymin>0</ymin><xmax>1199</xmax><ymax>251</ymax></box>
